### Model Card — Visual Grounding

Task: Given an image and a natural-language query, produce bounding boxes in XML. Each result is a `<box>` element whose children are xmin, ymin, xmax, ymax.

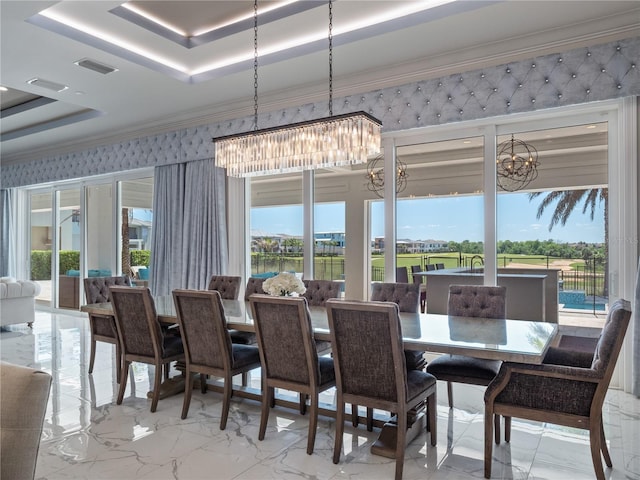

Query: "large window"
<box><xmin>496</xmin><ymin>123</ymin><xmax>608</xmax><ymax>324</ymax></box>
<box><xmin>250</xmin><ymin>173</ymin><xmax>304</xmax><ymax>277</ymax></box>
<box><xmin>26</xmin><ymin>172</ymin><xmax>153</xmax><ymax>310</ymax></box>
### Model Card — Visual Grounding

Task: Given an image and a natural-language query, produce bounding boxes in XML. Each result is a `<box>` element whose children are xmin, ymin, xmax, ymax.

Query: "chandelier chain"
<box><xmin>328</xmin><ymin>0</ymin><xmax>333</xmax><ymax>116</ymax></box>
<box><xmin>253</xmin><ymin>0</ymin><xmax>259</xmax><ymax>131</ymax></box>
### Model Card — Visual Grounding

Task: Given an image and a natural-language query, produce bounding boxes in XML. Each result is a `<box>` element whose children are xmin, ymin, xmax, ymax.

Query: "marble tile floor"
<box><xmin>2</xmin><ymin>309</ymin><xmax>639</xmax><ymax>480</ymax></box>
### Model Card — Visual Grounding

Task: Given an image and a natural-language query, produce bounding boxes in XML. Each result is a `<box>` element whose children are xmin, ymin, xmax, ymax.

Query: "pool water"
<box><xmin>561</xmin><ymin>302</ymin><xmax>606</xmax><ymax>311</ymax></box>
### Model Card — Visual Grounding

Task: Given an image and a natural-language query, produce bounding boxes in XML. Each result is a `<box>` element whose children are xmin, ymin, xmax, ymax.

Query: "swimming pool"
<box><xmin>561</xmin><ymin>302</ymin><xmax>606</xmax><ymax>311</ymax></box>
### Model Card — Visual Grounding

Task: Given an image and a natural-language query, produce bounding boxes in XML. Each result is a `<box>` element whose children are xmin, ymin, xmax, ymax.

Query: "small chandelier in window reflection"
<box><xmin>366</xmin><ymin>155</ymin><xmax>408</xmax><ymax>198</ymax></box>
<box><xmin>496</xmin><ymin>134</ymin><xmax>539</xmax><ymax>192</ymax></box>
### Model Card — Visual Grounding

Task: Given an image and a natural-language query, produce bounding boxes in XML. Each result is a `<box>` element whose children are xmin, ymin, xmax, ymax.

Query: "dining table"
<box><xmin>81</xmin><ymin>295</ymin><xmax>558</xmax><ymax>459</ymax></box>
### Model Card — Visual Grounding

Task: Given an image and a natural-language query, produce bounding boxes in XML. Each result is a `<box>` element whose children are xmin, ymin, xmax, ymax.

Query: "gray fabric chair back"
<box><xmin>84</xmin><ymin>275</ymin><xmax>132</xmax><ymax>304</ymax></box>
<box><xmin>371</xmin><ymin>282</ymin><xmax>420</xmax><ymax>313</ymax></box>
<box><xmin>302</xmin><ymin>280</ymin><xmax>341</xmax><ymax>306</ymax></box>
<box><xmin>173</xmin><ymin>289</ymin><xmax>233</xmax><ymax>370</ymax></box>
<box><xmin>0</xmin><ymin>362</ymin><xmax>52</xmax><ymax>480</ymax></box>
<box><xmin>396</xmin><ymin>266</ymin><xmax>409</xmax><ymax>283</ymax></box>
<box><xmin>110</xmin><ymin>286</ymin><xmax>163</xmax><ymax>358</ymax></box>
<box><xmin>249</xmin><ymin>294</ymin><xmax>319</xmax><ymax>386</ymax></box>
<box><xmin>410</xmin><ymin>265</ymin><xmax>422</xmax><ymax>284</ymax></box>
<box><xmin>448</xmin><ymin>285</ymin><xmax>506</xmax><ymax>318</ymax></box>
<box><xmin>327</xmin><ymin>300</ymin><xmax>406</xmax><ymax>403</ymax></box>
<box><xmin>207</xmin><ymin>275</ymin><xmax>241</xmax><ymax>300</ymax></box>
<box><xmin>244</xmin><ymin>278</ymin><xmax>266</xmax><ymax>301</ymax></box>
<box><xmin>426</xmin><ymin>264</ymin><xmax>436</xmax><ymax>271</ymax></box>
<box><xmin>591</xmin><ymin>299</ymin><xmax>632</xmax><ymax>374</ymax></box>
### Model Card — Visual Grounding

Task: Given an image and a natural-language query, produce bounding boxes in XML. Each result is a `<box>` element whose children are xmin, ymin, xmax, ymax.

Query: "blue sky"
<box><xmin>250</xmin><ymin>191</ymin><xmax>606</xmax><ymax>244</ymax></box>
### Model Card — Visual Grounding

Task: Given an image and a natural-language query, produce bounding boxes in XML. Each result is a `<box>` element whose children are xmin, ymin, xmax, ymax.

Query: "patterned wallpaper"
<box><xmin>2</xmin><ymin>36</ymin><xmax>639</xmax><ymax>188</ymax></box>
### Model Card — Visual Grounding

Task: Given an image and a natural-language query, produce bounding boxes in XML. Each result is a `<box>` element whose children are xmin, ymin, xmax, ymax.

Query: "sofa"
<box><xmin>0</xmin><ymin>278</ymin><xmax>41</xmax><ymax>328</ymax></box>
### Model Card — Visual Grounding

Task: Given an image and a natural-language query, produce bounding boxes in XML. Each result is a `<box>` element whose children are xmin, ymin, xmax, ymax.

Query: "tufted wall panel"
<box><xmin>2</xmin><ymin>37</ymin><xmax>638</xmax><ymax>188</ymax></box>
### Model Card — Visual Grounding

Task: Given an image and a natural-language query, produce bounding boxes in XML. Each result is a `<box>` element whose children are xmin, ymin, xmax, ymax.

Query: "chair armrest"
<box><xmin>485</xmin><ymin>362</ymin><xmax>602</xmax><ymax>416</ymax></box>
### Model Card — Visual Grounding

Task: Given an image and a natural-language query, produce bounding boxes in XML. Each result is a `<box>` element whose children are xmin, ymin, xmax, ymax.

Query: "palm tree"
<box><xmin>528</xmin><ymin>188</ymin><xmax>608</xmax><ymax>295</ymax></box>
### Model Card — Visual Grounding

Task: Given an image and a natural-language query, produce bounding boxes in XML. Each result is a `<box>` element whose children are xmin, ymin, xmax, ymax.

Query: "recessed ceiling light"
<box><xmin>463</xmin><ymin>140</ymin><xmax>471</xmax><ymax>144</ymax></box>
<box><xmin>0</xmin><ymin>86</ymin><xmax>8</xmax><ymax>92</ymax></box>
<box><xmin>27</xmin><ymin>77</ymin><xmax>68</xmax><ymax>92</ymax></box>
<box><xmin>586</xmin><ymin>125</ymin><xmax>597</xmax><ymax>129</ymax></box>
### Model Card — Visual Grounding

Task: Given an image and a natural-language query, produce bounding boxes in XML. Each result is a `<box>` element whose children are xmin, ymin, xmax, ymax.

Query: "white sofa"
<box><xmin>0</xmin><ymin>278</ymin><xmax>41</xmax><ymax>328</ymax></box>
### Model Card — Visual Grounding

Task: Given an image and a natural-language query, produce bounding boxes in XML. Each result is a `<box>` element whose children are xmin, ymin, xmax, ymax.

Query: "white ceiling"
<box><xmin>1</xmin><ymin>1</ymin><xmax>638</xmax><ymax>166</ymax></box>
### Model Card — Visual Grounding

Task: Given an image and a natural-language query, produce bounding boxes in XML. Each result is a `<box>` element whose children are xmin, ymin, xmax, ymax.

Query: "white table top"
<box><xmin>83</xmin><ymin>296</ymin><xmax>558</xmax><ymax>364</ymax></box>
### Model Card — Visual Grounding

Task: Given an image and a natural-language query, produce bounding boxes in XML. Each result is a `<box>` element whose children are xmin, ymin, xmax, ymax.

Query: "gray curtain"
<box><xmin>150</xmin><ymin>159</ymin><xmax>227</xmax><ymax>296</ymax></box>
<box><xmin>0</xmin><ymin>189</ymin><xmax>15</xmax><ymax>277</ymax></box>
<box><xmin>633</xmin><ymin>257</ymin><xmax>640</xmax><ymax>397</ymax></box>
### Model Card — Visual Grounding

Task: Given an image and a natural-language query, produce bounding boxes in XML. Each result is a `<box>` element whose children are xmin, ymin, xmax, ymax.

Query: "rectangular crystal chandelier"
<box><xmin>214</xmin><ymin>111</ymin><xmax>382</xmax><ymax>177</ymax></box>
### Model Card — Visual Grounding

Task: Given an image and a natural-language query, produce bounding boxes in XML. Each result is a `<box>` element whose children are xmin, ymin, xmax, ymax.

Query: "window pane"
<box><xmin>120</xmin><ymin>177</ymin><xmax>154</xmax><ymax>284</ymax></box>
<box><xmin>250</xmin><ymin>173</ymin><xmax>303</xmax><ymax>277</ymax></box>
<box><xmin>496</xmin><ymin>123</ymin><xmax>608</xmax><ymax>325</ymax></box>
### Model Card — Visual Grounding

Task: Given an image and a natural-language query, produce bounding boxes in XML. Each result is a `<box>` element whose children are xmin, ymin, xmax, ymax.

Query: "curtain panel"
<box><xmin>150</xmin><ymin>160</ymin><xmax>227</xmax><ymax>296</ymax></box>
<box><xmin>0</xmin><ymin>189</ymin><xmax>15</xmax><ymax>277</ymax></box>
<box><xmin>634</xmin><ymin>257</ymin><xmax>640</xmax><ymax>397</ymax></box>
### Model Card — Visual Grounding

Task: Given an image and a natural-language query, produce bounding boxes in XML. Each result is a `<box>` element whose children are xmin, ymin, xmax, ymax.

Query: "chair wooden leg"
<box><xmin>115</xmin><ymin>342</ymin><xmax>122</xmax><ymax>384</ymax></box>
<box><xmin>589</xmin><ymin>417</ymin><xmax>606</xmax><ymax>480</ymax></box>
<box><xmin>600</xmin><ymin>417</ymin><xmax>612</xmax><ymax>467</ymax></box>
<box><xmin>351</xmin><ymin>404</ymin><xmax>359</xmax><ymax>427</ymax></box>
<box><xmin>88</xmin><ymin>339</ymin><xmax>97</xmax><ymax>374</ymax></box>
<box><xmin>150</xmin><ymin>363</ymin><xmax>163</xmax><ymax>412</ymax></box>
<box><xmin>333</xmin><ymin>396</ymin><xmax>345</xmax><ymax>464</ymax></box>
<box><xmin>259</xmin><ymin>386</ymin><xmax>273</xmax><ymax>441</ymax></box>
<box><xmin>366</xmin><ymin>407</ymin><xmax>374</xmax><ymax>432</ymax></box>
<box><xmin>220</xmin><ymin>374</ymin><xmax>232</xmax><ymax>430</ymax></box>
<box><xmin>427</xmin><ymin>392</ymin><xmax>437</xmax><ymax>446</ymax></box>
<box><xmin>116</xmin><ymin>360</ymin><xmax>131</xmax><ymax>405</ymax></box>
<box><xmin>200</xmin><ymin>373</ymin><xmax>208</xmax><ymax>394</ymax></box>
<box><xmin>394</xmin><ymin>409</ymin><xmax>407</xmax><ymax>480</ymax></box>
<box><xmin>505</xmin><ymin>416</ymin><xmax>511</xmax><ymax>443</ymax></box>
<box><xmin>484</xmin><ymin>405</ymin><xmax>493</xmax><ymax>479</ymax></box>
<box><xmin>299</xmin><ymin>393</ymin><xmax>307</xmax><ymax>415</ymax></box>
<box><xmin>447</xmin><ymin>382</ymin><xmax>454</xmax><ymax>408</ymax></box>
<box><xmin>494</xmin><ymin>414</ymin><xmax>501</xmax><ymax>444</ymax></box>
<box><xmin>163</xmin><ymin>362</ymin><xmax>170</xmax><ymax>380</ymax></box>
<box><xmin>241</xmin><ymin>372</ymin><xmax>248</xmax><ymax>387</ymax></box>
<box><xmin>306</xmin><ymin>392</ymin><xmax>318</xmax><ymax>454</ymax></box>
<box><xmin>181</xmin><ymin>369</ymin><xmax>195</xmax><ymax>420</ymax></box>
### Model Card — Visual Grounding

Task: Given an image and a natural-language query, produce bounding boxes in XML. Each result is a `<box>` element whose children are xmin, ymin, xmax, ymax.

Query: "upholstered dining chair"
<box><xmin>83</xmin><ymin>275</ymin><xmax>132</xmax><ymax>381</ymax></box>
<box><xmin>207</xmin><ymin>275</ymin><xmax>241</xmax><ymax>300</ymax></box>
<box><xmin>484</xmin><ymin>299</ymin><xmax>631</xmax><ymax>480</ymax></box>
<box><xmin>244</xmin><ymin>277</ymin><xmax>267</xmax><ymax>301</ymax></box>
<box><xmin>109</xmin><ymin>286</ymin><xmax>184</xmax><ymax>412</ymax></box>
<box><xmin>410</xmin><ymin>265</ymin><xmax>427</xmax><ymax>313</ymax></box>
<box><xmin>1</xmin><ymin>362</ymin><xmax>52</xmax><ymax>480</ymax></box>
<box><xmin>208</xmin><ymin>275</ymin><xmax>256</xmax><ymax>347</ymax></box>
<box><xmin>249</xmin><ymin>294</ymin><xmax>335</xmax><ymax>455</ymax></box>
<box><xmin>425</xmin><ymin>284</ymin><xmax>505</xmax><ymax>442</ymax></box>
<box><xmin>395</xmin><ymin>266</ymin><xmax>409</xmax><ymax>283</ymax></box>
<box><xmin>302</xmin><ymin>279</ymin><xmax>342</xmax><ymax>306</ymax></box>
<box><xmin>172</xmin><ymin>289</ymin><xmax>261</xmax><ymax>428</ymax></box>
<box><xmin>326</xmin><ymin>299</ymin><xmax>437</xmax><ymax>480</ymax></box>
<box><xmin>368</xmin><ymin>282</ymin><xmax>425</xmax><ymax>429</ymax></box>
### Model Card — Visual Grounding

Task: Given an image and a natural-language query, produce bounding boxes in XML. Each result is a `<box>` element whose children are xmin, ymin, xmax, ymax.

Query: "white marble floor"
<box><xmin>2</xmin><ymin>309</ymin><xmax>639</xmax><ymax>480</ymax></box>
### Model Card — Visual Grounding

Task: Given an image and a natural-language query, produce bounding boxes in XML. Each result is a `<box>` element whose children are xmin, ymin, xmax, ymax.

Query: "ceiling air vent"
<box><xmin>74</xmin><ymin>58</ymin><xmax>118</xmax><ymax>75</ymax></box>
<box><xmin>26</xmin><ymin>78</ymin><xmax>68</xmax><ymax>92</ymax></box>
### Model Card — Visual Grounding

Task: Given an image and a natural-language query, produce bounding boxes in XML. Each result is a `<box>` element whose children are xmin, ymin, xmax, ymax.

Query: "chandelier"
<box><xmin>496</xmin><ymin>134</ymin><xmax>539</xmax><ymax>192</ymax></box>
<box><xmin>213</xmin><ymin>1</ymin><xmax>382</xmax><ymax>177</ymax></box>
<box><xmin>366</xmin><ymin>154</ymin><xmax>408</xmax><ymax>198</ymax></box>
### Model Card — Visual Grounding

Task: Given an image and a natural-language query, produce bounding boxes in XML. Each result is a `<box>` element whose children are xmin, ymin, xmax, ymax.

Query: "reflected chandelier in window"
<box><xmin>366</xmin><ymin>155</ymin><xmax>408</xmax><ymax>198</ymax></box>
<box><xmin>496</xmin><ymin>134</ymin><xmax>539</xmax><ymax>192</ymax></box>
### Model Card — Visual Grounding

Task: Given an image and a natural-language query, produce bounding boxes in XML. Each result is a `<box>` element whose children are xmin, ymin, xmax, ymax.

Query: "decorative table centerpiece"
<box><xmin>262</xmin><ymin>272</ymin><xmax>306</xmax><ymax>297</ymax></box>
